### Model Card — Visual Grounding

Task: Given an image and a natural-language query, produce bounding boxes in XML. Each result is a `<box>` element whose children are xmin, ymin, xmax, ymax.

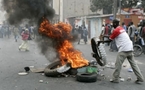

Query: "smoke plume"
<box><xmin>2</xmin><ymin>0</ymin><xmax>55</xmax><ymax>25</ymax></box>
<box><xmin>1</xmin><ymin>0</ymin><xmax>57</xmax><ymax>62</ymax></box>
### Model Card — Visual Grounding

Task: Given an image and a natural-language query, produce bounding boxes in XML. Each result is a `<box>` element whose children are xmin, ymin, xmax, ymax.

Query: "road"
<box><xmin>0</xmin><ymin>37</ymin><xmax>145</xmax><ymax>90</ymax></box>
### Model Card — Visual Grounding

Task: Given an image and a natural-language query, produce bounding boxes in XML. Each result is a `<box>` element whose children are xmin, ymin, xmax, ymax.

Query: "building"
<box><xmin>52</xmin><ymin>0</ymin><xmax>103</xmax><ymax>22</ymax></box>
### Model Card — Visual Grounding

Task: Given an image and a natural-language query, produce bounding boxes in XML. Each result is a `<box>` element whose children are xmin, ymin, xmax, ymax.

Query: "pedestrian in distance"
<box><xmin>19</xmin><ymin>29</ymin><xmax>30</xmax><ymax>51</ymax></box>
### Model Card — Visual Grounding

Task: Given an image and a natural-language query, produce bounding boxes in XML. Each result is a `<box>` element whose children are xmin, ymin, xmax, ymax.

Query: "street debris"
<box><xmin>30</xmin><ymin>67</ymin><xmax>45</xmax><ymax>73</ymax></box>
<box><xmin>39</xmin><ymin>80</ymin><xmax>44</xmax><ymax>83</ymax></box>
<box><xmin>100</xmin><ymin>74</ymin><xmax>105</xmax><ymax>77</ymax></box>
<box><xmin>123</xmin><ymin>65</ymin><xmax>127</xmax><ymax>67</ymax></box>
<box><xmin>18</xmin><ymin>72</ymin><xmax>28</xmax><ymax>76</ymax></box>
<box><xmin>120</xmin><ymin>78</ymin><xmax>125</xmax><ymax>82</ymax></box>
<box><xmin>128</xmin><ymin>68</ymin><xmax>133</xmax><ymax>72</ymax></box>
<box><xmin>24</xmin><ymin>67</ymin><xmax>30</xmax><ymax>72</ymax></box>
<box><xmin>127</xmin><ymin>77</ymin><xmax>132</xmax><ymax>81</ymax></box>
<box><xmin>41</xmin><ymin>73</ymin><xmax>45</xmax><ymax>76</ymax></box>
<box><xmin>29</xmin><ymin>66</ymin><xmax>35</xmax><ymax>68</ymax></box>
<box><xmin>105</xmin><ymin>62</ymin><xmax>115</xmax><ymax>69</ymax></box>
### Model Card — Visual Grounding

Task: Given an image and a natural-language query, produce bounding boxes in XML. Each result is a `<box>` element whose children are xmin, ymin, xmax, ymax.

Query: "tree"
<box><xmin>90</xmin><ymin>0</ymin><xmax>144</xmax><ymax>14</ymax></box>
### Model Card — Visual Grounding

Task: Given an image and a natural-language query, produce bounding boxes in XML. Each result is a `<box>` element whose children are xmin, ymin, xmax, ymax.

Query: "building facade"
<box><xmin>52</xmin><ymin>0</ymin><xmax>103</xmax><ymax>22</ymax></box>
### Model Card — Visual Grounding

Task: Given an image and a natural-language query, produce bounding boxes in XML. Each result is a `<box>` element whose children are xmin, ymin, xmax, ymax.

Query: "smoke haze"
<box><xmin>1</xmin><ymin>0</ymin><xmax>55</xmax><ymax>25</ymax></box>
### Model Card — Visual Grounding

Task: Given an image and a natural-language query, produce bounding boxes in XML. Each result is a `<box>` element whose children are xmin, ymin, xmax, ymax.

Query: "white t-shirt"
<box><xmin>101</xmin><ymin>26</ymin><xmax>105</xmax><ymax>35</ymax></box>
<box><xmin>109</xmin><ymin>26</ymin><xmax>133</xmax><ymax>52</ymax></box>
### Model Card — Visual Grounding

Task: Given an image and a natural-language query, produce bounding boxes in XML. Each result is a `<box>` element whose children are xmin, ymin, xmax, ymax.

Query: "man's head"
<box><xmin>122</xmin><ymin>22</ymin><xmax>125</xmax><ymax>25</ymax></box>
<box><xmin>130</xmin><ymin>22</ymin><xmax>133</xmax><ymax>25</ymax></box>
<box><xmin>112</xmin><ymin>19</ymin><xmax>120</xmax><ymax>28</ymax></box>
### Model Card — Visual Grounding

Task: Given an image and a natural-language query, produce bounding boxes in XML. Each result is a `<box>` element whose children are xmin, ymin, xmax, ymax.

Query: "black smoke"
<box><xmin>1</xmin><ymin>0</ymin><xmax>57</xmax><ymax>62</ymax></box>
<box><xmin>2</xmin><ymin>0</ymin><xmax>55</xmax><ymax>25</ymax></box>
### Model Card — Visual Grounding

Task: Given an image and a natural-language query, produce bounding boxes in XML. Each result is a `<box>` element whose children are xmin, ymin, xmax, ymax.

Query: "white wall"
<box><xmin>0</xmin><ymin>0</ymin><xmax>6</xmax><ymax>23</ymax></box>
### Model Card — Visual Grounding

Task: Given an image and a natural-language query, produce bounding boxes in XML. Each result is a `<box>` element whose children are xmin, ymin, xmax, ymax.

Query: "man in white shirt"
<box><xmin>101</xmin><ymin>19</ymin><xmax>144</xmax><ymax>84</ymax></box>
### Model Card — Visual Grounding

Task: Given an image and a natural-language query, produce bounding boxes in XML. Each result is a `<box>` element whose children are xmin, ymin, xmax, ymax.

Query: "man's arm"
<box><xmin>98</xmin><ymin>39</ymin><xmax>112</xmax><ymax>45</ymax></box>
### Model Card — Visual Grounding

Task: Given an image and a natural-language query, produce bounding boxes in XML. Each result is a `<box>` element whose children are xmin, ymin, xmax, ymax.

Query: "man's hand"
<box><xmin>98</xmin><ymin>40</ymin><xmax>112</xmax><ymax>45</ymax></box>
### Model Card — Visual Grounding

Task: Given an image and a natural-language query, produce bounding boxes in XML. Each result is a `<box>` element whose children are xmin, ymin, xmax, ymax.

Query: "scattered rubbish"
<box><xmin>120</xmin><ymin>78</ymin><xmax>125</xmax><ymax>82</ymax></box>
<box><xmin>44</xmin><ymin>64</ymin><xmax>48</xmax><ymax>66</ymax></box>
<box><xmin>128</xmin><ymin>68</ymin><xmax>133</xmax><ymax>72</ymax></box>
<box><xmin>29</xmin><ymin>66</ymin><xmax>35</xmax><ymax>68</ymax></box>
<box><xmin>127</xmin><ymin>77</ymin><xmax>132</xmax><ymax>81</ymax></box>
<box><xmin>39</xmin><ymin>80</ymin><xmax>44</xmax><ymax>83</ymax></box>
<box><xmin>41</xmin><ymin>73</ymin><xmax>45</xmax><ymax>76</ymax></box>
<box><xmin>18</xmin><ymin>72</ymin><xmax>28</xmax><ymax>76</ymax></box>
<box><xmin>105</xmin><ymin>65</ymin><xmax>111</xmax><ymax>68</ymax></box>
<box><xmin>123</xmin><ymin>65</ymin><xmax>127</xmax><ymax>67</ymax></box>
<box><xmin>100</xmin><ymin>74</ymin><xmax>105</xmax><ymax>77</ymax></box>
<box><xmin>110</xmin><ymin>79</ymin><xmax>113</xmax><ymax>81</ymax></box>
<box><xmin>30</xmin><ymin>68</ymin><xmax>45</xmax><ymax>73</ymax></box>
<box><xmin>24</xmin><ymin>67</ymin><xmax>30</xmax><ymax>72</ymax></box>
<box><xmin>110</xmin><ymin>66</ymin><xmax>115</xmax><ymax>69</ymax></box>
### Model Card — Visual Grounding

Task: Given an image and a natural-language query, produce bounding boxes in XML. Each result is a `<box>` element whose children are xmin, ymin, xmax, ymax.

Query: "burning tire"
<box><xmin>44</xmin><ymin>60</ymin><xmax>61</xmax><ymax>77</ymax></box>
<box><xmin>76</xmin><ymin>73</ymin><xmax>97</xmax><ymax>82</ymax></box>
<box><xmin>91</xmin><ymin>37</ymin><xmax>107</xmax><ymax>66</ymax></box>
<box><xmin>44</xmin><ymin>60</ymin><xmax>71</xmax><ymax>77</ymax></box>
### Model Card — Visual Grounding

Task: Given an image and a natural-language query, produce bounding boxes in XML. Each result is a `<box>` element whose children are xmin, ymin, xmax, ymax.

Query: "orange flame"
<box><xmin>39</xmin><ymin>18</ymin><xmax>89</xmax><ymax>68</ymax></box>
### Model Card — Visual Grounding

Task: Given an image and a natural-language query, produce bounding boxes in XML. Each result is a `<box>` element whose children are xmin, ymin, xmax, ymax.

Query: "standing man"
<box><xmin>128</xmin><ymin>22</ymin><xmax>136</xmax><ymax>44</ymax></box>
<box><xmin>83</xmin><ymin>26</ymin><xmax>88</xmax><ymax>44</ymax></box>
<box><xmin>13</xmin><ymin>26</ymin><xmax>19</xmax><ymax>42</ymax></box>
<box><xmin>103</xmin><ymin>19</ymin><xmax>144</xmax><ymax>84</ymax></box>
<box><xmin>99</xmin><ymin>24</ymin><xmax>105</xmax><ymax>41</ymax></box>
<box><xmin>122</xmin><ymin>22</ymin><xmax>127</xmax><ymax>31</ymax></box>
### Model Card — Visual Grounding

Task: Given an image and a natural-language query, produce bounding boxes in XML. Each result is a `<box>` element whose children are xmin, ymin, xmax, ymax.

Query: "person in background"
<box><xmin>103</xmin><ymin>24</ymin><xmax>110</xmax><ymax>46</ymax></box>
<box><xmin>102</xmin><ymin>19</ymin><xmax>144</xmax><ymax>84</ymax></box>
<box><xmin>77</xmin><ymin>26</ymin><xmax>82</xmax><ymax>44</ymax></box>
<box><xmin>128</xmin><ymin>22</ymin><xmax>136</xmax><ymax>44</ymax></box>
<box><xmin>13</xmin><ymin>26</ymin><xmax>19</xmax><ymax>42</ymax></box>
<box><xmin>83</xmin><ymin>26</ymin><xmax>88</xmax><ymax>44</ymax></box>
<box><xmin>122</xmin><ymin>22</ymin><xmax>127</xmax><ymax>31</ymax></box>
<box><xmin>99</xmin><ymin>24</ymin><xmax>105</xmax><ymax>41</ymax></box>
<box><xmin>19</xmin><ymin>29</ymin><xmax>30</xmax><ymax>51</ymax></box>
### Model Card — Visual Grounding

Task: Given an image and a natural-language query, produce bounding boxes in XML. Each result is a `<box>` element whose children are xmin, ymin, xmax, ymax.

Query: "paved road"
<box><xmin>0</xmin><ymin>37</ymin><xmax>145</xmax><ymax>90</ymax></box>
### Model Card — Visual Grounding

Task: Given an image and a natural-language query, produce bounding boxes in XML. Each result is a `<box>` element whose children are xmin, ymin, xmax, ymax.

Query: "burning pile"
<box><xmin>39</xmin><ymin>18</ymin><xmax>89</xmax><ymax>68</ymax></box>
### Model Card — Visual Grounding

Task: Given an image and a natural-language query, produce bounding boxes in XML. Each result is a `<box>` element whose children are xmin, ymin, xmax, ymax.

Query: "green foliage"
<box><xmin>90</xmin><ymin>0</ymin><xmax>144</xmax><ymax>14</ymax></box>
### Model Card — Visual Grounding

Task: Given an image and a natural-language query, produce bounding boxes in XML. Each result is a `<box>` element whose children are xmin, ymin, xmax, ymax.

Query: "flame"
<box><xmin>39</xmin><ymin>18</ymin><xmax>89</xmax><ymax>68</ymax></box>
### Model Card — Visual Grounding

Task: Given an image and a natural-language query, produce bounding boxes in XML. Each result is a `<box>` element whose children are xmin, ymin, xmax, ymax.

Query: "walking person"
<box><xmin>102</xmin><ymin>19</ymin><xmax>144</xmax><ymax>84</ymax></box>
<box><xmin>13</xmin><ymin>26</ymin><xmax>19</xmax><ymax>42</ymax></box>
<box><xmin>83</xmin><ymin>27</ymin><xmax>88</xmax><ymax>44</ymax></box>
<box><xmin>128</xmin><ymin>22</ymin><xmax>136</xmax><ymax>44</ymax></box>
<box><xmin>122</xmin><ymin>22</ymin><xmax>127</xmax><ymax>31</ymax></box>
<box><xmin>77</xmin><ymin>26</ymin><xmax>82</xmax><ymax>44</ymax></box>
<box><xmin>99</xmin><ymin>24</ymin><xmax>105</xmax><ymax>41</ymax></box>
<box><xmin>19</xmin><ymin>29</ymin><xmax>30</xmax><ymax>51</ymax></box>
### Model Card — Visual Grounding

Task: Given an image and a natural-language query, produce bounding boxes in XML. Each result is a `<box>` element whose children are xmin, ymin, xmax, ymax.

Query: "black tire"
<box><xmin>91</xmin><ymin>37</ymin><xmax>107</xmax><ymax>66</ymax></box>
<box><xmin>76</xmin><ymin>73</ymin><xmax>97</xmax><ymax>82</ymax></box>
<box><xmin>133</xmin><ymin>44</ymin><xmax>143</xmax><ymax>57</ymax></box>
<box><xmin>44</xmin><ymin>60</ymin><xmax>61</xmax><ymax>77</ymax></box>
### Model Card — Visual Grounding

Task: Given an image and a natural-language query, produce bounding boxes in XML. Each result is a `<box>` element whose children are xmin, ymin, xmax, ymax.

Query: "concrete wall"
<box><xmin>53</xmin><ymin>0</ymin><xmax>60</xmax><ymax>15</ymax></box>
<box><xmin>90</xmin><ymin>18</ymin><xmax>102</xmax><ymax>38</ymax></box>
<box><xmin>63</xmin><ymin>0</ymin><xmax>102</xmax><ymax>19</ymax></box>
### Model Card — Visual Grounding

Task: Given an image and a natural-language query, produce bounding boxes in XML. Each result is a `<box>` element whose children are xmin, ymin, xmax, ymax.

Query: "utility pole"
<box><xmin>59</xmin><ymin>0</ymin><xmax>63</xmax><ymax>22</ymax></box>
<box><xmin>113</xmin><ymin>0</ymin><xmax>117</xmax><ymax>19</ymax></box>
<box><xmin>119</xmin><ymin>0</ymin><xmax>122</xmax><ymax>14</ymax></box>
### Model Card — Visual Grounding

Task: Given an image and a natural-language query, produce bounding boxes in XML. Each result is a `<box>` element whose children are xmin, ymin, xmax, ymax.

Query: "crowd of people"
<box><xmin>99</xmin><ymin>19</ymin><xmax>144</xmax><ymax>84</ymax></box>
<box><xmin>0</xmin><ymin>22</ymin><xmax>37</xmax><ymax>51</ymax></box>
<box><xmin>72</xmin><ymin>25</ymin><xmax>88</xmax><ymax>44</ymax></box>
<box><xmin>100</xmin><ymin>20</ymin><xmax>145</xmax><ymax>53</ymax></box>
